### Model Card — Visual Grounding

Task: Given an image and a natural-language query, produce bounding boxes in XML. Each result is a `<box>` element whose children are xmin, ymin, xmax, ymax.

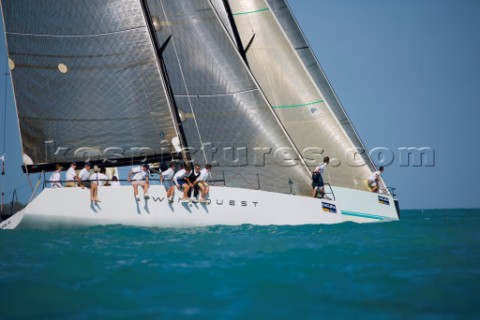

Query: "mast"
<box><xmin>138</xmin><ymin>0</ymin><xmax>191</xmax><ymax>163</ymax></box>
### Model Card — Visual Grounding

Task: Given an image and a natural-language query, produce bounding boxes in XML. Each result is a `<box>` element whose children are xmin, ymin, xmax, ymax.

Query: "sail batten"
<box><xmin>6</xmin><ymin>27</ymin><xmax>147</xmax><ymax>38</ymax></box>
<box><xmin>272</xmin><ymin>100</ymin><xmax>325</xmax><ymax>109</ymax></box>
<box><xmin>232</xmin><ymin>7</ymin><xmax>270</xmax><ymax>16</ymax></box>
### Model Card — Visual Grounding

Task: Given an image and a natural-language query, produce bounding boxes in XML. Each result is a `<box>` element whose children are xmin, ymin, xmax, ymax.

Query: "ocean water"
<box><xmin>0</xmin><ymin>209</ymin><xmax>479</xmax><ymax>319</ymax></box>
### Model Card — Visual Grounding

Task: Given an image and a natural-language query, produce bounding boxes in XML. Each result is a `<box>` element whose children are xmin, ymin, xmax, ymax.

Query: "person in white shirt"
<box><xmin>368</xmin><ymin>166</ymin><xmax>384</xmax><ymax>193</ymax></box>
<box><xmin>173</xmin><ymin>164</ymin><xmax>192</xmax><ymax>202</ymax></box>
<box><xmin>110</xmin><ymin>176</ymin><xmax>121</xmax><ymax>186</ymax></box>
<box><xmin>99</xmin><ymin>167</ymin><xmax>110</xmax><ymax>186</ymax></box>
<box><xmin>312</xmin><ymin>156</ymin><xmax>329</xmax><ymax>198</ymax></box>
<box><xmin>127</xmin><ymin>164</ymin><xmax>150</xmax><ymax>201</ymax></box>
<box><xmin>78</xmin><ymin>162</ymin><xmax>92</xmax><ymax>189</ymax></box>
<box><xmin>65</xmin><ymin>162</ymin><xmax>78</xmax><ymax>187</ymax></box>
<box><xmin>89</xmin><ymin>165</ymin><xmax>108</xmax><ymax>202</ymax></box>
<box><xmin>193</xmin><ymin>164</ymin><xmax>212</xmax><ymax>202</ymax></box>
<box><xmin>49</xmin><ymin>164</ymin><xmax>63</xmax><ymax>188</ymax></box>
<box><xmin>161</xmin><ymin>162</ymin><xmax>176</xmax><ymax>203</ymax></box>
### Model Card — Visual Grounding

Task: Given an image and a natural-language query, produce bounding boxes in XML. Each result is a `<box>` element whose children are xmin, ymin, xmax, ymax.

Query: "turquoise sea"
<box><xmin>0</xmin><ymin>209</ymin><xmax>479</xmax><ymax>319</ymax></box>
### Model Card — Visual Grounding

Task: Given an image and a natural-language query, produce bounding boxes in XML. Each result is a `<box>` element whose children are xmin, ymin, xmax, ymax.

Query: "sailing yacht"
<box><xmin>0</xmin><ymin>0</ymin><xmax>399</xmax><ymax>229</ymax></box>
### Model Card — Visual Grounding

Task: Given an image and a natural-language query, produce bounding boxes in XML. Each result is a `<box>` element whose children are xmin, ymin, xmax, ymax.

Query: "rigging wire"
<box><xmin>26</xmin><ymin>173</ymin><xmax>34</xmax><ymax>193</ymax></box>
<box><xmin>2</xmin><ymin>61</ymin><xmax>6</xmax><ymax>157</ymax></box>
<box><xmin>1</xmin><ymin>53</ymin><xmax>8</xmax><ymax>214</ymax></box>
<box><xmin>28</xmin><ymin>174</ymin><xmax>42</xmax><ymax>203</ymax></box>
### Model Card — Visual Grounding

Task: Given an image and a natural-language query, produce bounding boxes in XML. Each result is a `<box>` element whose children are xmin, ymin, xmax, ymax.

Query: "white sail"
<box><xmin>227</xmin><ymin>0</ymin><xmax>379</xmax><ymax>191</ymax></box>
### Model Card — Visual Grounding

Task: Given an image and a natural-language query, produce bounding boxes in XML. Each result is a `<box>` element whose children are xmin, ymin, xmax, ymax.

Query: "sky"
<box><xmin>1</xmin><ymin>0</ymin><xmax>480</xmax><ymax>209</ymax></box>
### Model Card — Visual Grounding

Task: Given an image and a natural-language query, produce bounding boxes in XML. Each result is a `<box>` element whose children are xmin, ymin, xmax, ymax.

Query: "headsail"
<box><xmin>227</xmin><ymin>0</ymin><xmax>378</xmax><ymax>191</ymax></box>
<box><xmin>144</xmin><ymin>0</ymin><xmax>313</xmax><ymax>195</ymax></box>
<box><xmin>1</xmin><ymin>0</ymin><xmax>178</xmax><ymax>172</ymax></box>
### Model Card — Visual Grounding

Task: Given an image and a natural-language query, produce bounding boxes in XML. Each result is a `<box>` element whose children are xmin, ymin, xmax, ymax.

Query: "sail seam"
<box><xmin>6</xmin><ymin>27</ymin><xmax>146</xmax><ymax>38</ymax></box>
<box><xmin>272</xmin><ymin>100</ymin><xmax>324</xmax><ymax>109</ymax></box>
<box><xmin>175</xmin><ymin>88</ymin><xmax>258</xmax><ymax>98</ymax></box>
<box><xmin>19</xmin><ymin>117</ymin><xmax>144</xmax><ymax>122</ymax></box>
<box><xmin>233</xmin><ymin>8</ymin><xmax>269</xmax><ymax>16</ymax></box>
<box><xmin>11</xmin><ymin>60</ymin><xmax>152</xmax><ymax>71</ymax></box>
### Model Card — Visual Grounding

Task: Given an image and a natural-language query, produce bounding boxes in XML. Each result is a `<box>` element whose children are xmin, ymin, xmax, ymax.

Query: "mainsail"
<box><xmin>1</xmin><ymin>0</ymin><xmax>178</xmax><ymax>171</ymax></box>
<box><xmin>1</xmin><ymin>0</ymin><xmax>315</xmax><ymax>195</ymax></box>
<box><xmin>226</xmin><ymin>0</ymin><xmax>378</xmax><ymax>191</ymax></box>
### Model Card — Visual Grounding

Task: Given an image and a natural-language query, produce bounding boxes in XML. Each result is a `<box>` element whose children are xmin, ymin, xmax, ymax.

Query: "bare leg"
<box><xmin>133</xmin><ymin>182</ymin><xmax>139</xmax><ymax>199</ymax></box>
<box><xmin>183</xmin><ymin>185</ymin><xmax>190</xmax><ymax>199</ymax></box>
<box><xmin>95</xmin><ymin>184</ymin><xmax>101</xmax><ymax>201</ymax></box>
<box><xmin>200</xmin><ymin>185</ymin><xmax>209</xmax><ymax>200</ymax></box>
<box><xmin>168</xmin><ymin>186</ymin><xmax>174</xmax><ymax>199</ymax></box>
<box><xmin>143</xmin><ymin>183</ymin><xmax>149</xmax><ymax>198</ymax></box>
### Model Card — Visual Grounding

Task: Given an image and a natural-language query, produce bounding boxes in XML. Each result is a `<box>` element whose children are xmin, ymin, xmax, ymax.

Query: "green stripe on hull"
<box><xmin>342</xmin><ymin>211</ymin><xmax>389</xmax><ymax>221</ymax></box>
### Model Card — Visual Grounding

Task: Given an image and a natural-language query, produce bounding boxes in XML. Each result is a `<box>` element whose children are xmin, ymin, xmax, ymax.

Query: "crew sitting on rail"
<box><xmin>78</xmin><ymin>162</ymin><xmax>92</xmax><ymax>189</ymax></box>
<box><xmin>127</xmin><ymin>164</ymin><xmax>150</xmax><ymax>201</ymax></box>
<box><xmin>65</xmin><ymin>162</ymin><xmax>78</xmax><ymax>187</ymax></box>
<box><xmin>161</xmin><ymin>162</ymin><xmax>176</xmax><ymax>203</ymax></box>
<box><xmin>173</xmin><ymin>164</ymin><xmax>192</xmax><ymax>203</ymax></box>
<box><xmin>194</xmin><ymin>164</ymin><xmax>212</xmax><ymax>203</ymax></box>
<box><xmin>50</xmin><ymin>164</ymin><xmax>63</xmax><ymax>188</ymax></box>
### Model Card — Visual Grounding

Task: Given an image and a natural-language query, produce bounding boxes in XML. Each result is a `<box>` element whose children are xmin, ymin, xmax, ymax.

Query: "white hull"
<box><xmin>1</xmin><ymin>186</ymin><xmax>398</xmax><ymax>229</ymax></box>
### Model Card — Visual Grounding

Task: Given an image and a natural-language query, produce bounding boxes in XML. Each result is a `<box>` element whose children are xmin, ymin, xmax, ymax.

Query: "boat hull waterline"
<box><xmin>1</xmin><ymin>186</ymin><xmax>398</xmax><ymax>229</ymax></box>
